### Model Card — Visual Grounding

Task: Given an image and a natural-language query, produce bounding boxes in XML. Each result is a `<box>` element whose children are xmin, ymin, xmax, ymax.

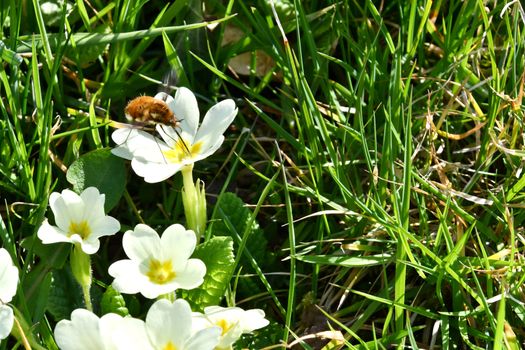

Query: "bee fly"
<box><xmin>117</xmin><ymin>93</ymin><xmax>191</xmax><ymax>156</ymax></box>
<box><xmin>124</xmin><ymin>94</ymin><xmax>180</xmax><ymax>128</ymax></box>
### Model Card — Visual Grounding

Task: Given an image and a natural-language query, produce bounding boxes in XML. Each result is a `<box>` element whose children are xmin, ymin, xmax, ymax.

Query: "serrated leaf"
<box><xmin>66</xmin><ymin>148</ymin><xmax>126</xmax><ymax>212</ymax></box>
<box><xmin>101</xmin><ymin>286</ymin><xmax>129</xmax><ymax>316</ymax></box>
<box><xmin>214</xmin><ymin>192</ymin><xmax>268</xmax><ymax>264</ymax></box>
<box><xmin>180</xmin><ymin>236</ymin><xmax>235</xmax><ymax>311</ymax></box>
<box><xmin>47</xmin><ymin>268</ymin><xmax>84</xmax><ymax>321</ymax></box>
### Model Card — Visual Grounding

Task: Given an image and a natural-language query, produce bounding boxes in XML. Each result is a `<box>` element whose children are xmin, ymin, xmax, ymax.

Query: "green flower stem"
<box><xmin>70</xmin><ymin>244</ymin><xmax>93</xmax><ymax>311</ymax></box>
<box><xmin>181</xmin><ymin>164</ymin><xmax>207</xmax><ymax>241</ymax></box>
<box><xmin>158</xmin><ymin>291</ymin><xmax>176</xmax><ymax>302</ymax></box>
<box><xmin>13</xmin><ymin>316</ymin><xmax>31</xmax><ymax>350</ymax></box>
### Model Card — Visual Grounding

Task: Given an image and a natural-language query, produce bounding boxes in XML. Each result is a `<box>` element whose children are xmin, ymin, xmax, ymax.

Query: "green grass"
<box><xmin>1</xmin><ymin>0</ymin><xmax>525</xmax><ymax>348</ymax></box>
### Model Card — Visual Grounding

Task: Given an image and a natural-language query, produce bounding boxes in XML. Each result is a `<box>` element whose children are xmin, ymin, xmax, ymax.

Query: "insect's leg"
<box><xmin>112</xmin><ymin>127</ymin><xmax>134</xmax><ymax>147</ymax></box>
<box><xmin>158</xmin><ymin>125</ymin><xmax>192</xmax><ymax>156</ymax></box>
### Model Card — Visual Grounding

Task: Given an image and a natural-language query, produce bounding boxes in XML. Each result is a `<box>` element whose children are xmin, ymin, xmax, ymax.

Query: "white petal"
<box><xmin>131</xmin><ymin>157</ymin><xmax>182</xmax><ymax>183</ymax></box>
<box><xmin>89</xmin><ymin>216</ymin><xmax>121</xmax><ymax>239</ymax></box>
<box><xmin>169</xmin><ymin>87</ymin><xmax>199</xmax><ymax>138</ymax></box>
<box><xmin>80</xmin><ymin>187</ymin><xmax>105</xmax><ymax>223</ymax></box>
<box><xmin>111</xmin><ymin>145</ymin><xmax>134</xmax><ymax>160</ymax></box>
<box><xmin>54</xmin><ymin>309</ymin><xmax>105</xmax><ymax>350</ymax></box>
<box><xmin>201</xmin><ymin>307</ymin><xmax>244</xmax><ymax>347</ymax></box>
<box><xmin>78</xmin><ymin>239</ymin><xmax>101</xmax><ymax>255</ymax></box>
<box><xmin>115</xmin><ymin>128</ymin><xmax>169</xmax><ymax>161</ymax></box>
<box><xmin>111</xmin><ymin>129</ymin><xmax>135</xmax><ymax>160</ymax></box>
<box><xmin>241</xmin><ymin>309</ymin><xmax>269</xmax><ymax>331</ymax></box>
<box><xmin>217</xmin><ymin>322</ymin><xmax>243</xmax><ymax>349</ymax></box>
<box><xmin>0</xmin><ymin>249</ymin><xmax>18</xmax><ymax>303</ymax></box>
<box><xmin>49</xmin><ymin>191</ymin><xmax>74</xmax><ymax>232</ymax></box>
<box><xmin>0</xmin><ymin>305</ymin><xmax>13</xmax><ymax>340</ymax></box>
<box><xmin>153</xmin><ymin>92</ymin><xmax>173</xmax><ymax>104</ymax></box>
<box><xmin>109</xmin><ymin>316</ymin><xmax>153</xmax><ymax>350</ymax></box>
<box><xmin>108</xmin><ymin>260</ymin><xmax>144</xmax><ymax>295</ymax></box>
<box><xmin>112</xmin><ymin>127</ymin><xmax>136</xmax><ymax>145</ymax></box>
<box><xmin>184</xmin><ymin>326</ymin><xmax>221</xmax><ymax>350</ymax></box>
<box><xmin>133</xmin><ymin>143</ymin><xmax>172</xmax><ymax>163</ymax></box>
<box><xmin>98</xmin><ymin>313</ymin><xmax>124</xmax><ymax>350</ymax></box>
<box><xmin>173</xmin><ymin>259</ymin><xmax>206</xmax><ymax>290</ymax></box>
<box><xmin>37</xmin><ymin>221</ymin><xmax>72</xmax><ymax>245</ymax></box>
<box><xmin>122</xmin><ymin>225</ymin><xmax>160</xmax><ymax>262</ymax></box>
<box><xmin>203</xmin><ymin>306</ymin><xmax>269</xmax><ymax>333</ymax></box>
<box><xmin>146</xmin><ymin>299</ymin><xmax>192</xmax><ymax>348</ymax></box>
<box><xmin>191</xmin><ymin>135</ymin><xmax>225</xmax><ymax>163</ymax></box>
<box><xmin>195</xmin><ymin>99</ymin><xmax>237</xmax><ymax>146</ymax></box>
<box><xmin>57</xmin><ymin>189</ymin><xmax>86</xmax><ymax>224</ymax></box>
<box><xmin>190</xmin><ymin>312</ymin><xmax>213</xmax><ymax>333</ymax></box>
<box><xmin>203</xmin><ymin>306</ymin><xmax>243</xmax><ymax>323</ymax></box>
<box><xmin>202</xmin><ymin>305</ymin><xmax>223</xmax><ymax>314</ymax></box>
<box><xmin>128</xmin><ymin>136</ymin><xmax>171</xmax><ymax>163</ymax></box>
<box><xmin>160</xmin><ymin>224</ymin><xmax>196</xmax><ymax>264</ymax></box>
<box><xmin>140</xmin><ymin>283</ymin><xmax>179</xmax><ymax>299</ymax></box>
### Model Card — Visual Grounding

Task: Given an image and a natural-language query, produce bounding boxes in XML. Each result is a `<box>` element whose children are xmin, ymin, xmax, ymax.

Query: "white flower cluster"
<box><xmin>55</xmin><ymin>299</ymin><xmax>269</xmax><ymax>350</ymax></box>
<box><xmin>5</xmin><ymin>88</ymin><xmax>269</xmax><ymax>350</ymax></box>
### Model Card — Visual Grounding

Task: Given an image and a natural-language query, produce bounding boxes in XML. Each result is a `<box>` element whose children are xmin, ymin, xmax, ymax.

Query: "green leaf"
<box><xmin>214</xmin><ymin>192</ymin><xmax>269</xmax><ymax>265</ymax></box>
<box><xmin>66</xmin><ymin>148</ymin><xmax>126</xmax><ymax>212</ymax></box>
<box><xmin>20</xmin><ymin>236</ymin><xmax>69</xmax><ymax>269</ymax></box>
<box><xmin>295</xmin><ymin>254</ymin><xmax>393</xmax><ymax>267</ymax></box>
<box><xmin>21</xmin><ymin>265</ymin><xmax>53</xmax><ymax>323</ymax></box>
<box><xmin>101</xmin><ymin>286</ymin><xmax>129</xmax><ymax>317</ymax></box>
<box><xmin>180</xmin><ymin>236</ymin><xmax>235</xmax><ymax>311</ymax></box>
<box><xmin>47</xmin><ymin>268</ymin><xmax>84</xmax><ymax>321</ymax></box>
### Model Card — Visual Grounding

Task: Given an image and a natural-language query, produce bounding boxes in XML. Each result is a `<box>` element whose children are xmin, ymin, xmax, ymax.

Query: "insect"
<box><xmin>118</xmin><ymin>94</ymin><xmax>191</xmax><ymax>156</ymax></box>
<box><xmin>124</xmin><ymin>95</ymin><xmax>180</xmax><ymax>127</ymax></box>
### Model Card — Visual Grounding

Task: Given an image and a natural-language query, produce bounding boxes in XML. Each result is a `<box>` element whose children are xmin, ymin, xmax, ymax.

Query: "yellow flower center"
<box><xmin>162</xmin><ymin>341</ymin><xmax>177</xmax><ymax>350</ymax></box>
<box><xmin>146</xmin><ymin>259</ymin><xmax>176</xmax><ymax>284</ymax></box>
<box><xmin>162</xmin><ymin>138</ymin><xmax>203</xmax><ymax>164</ymax></box>
<box><xmin>68</xmin><ymin>220</ymin><xmax>91</xmax><ymax>239</ymax></box>
<box><xmin>216</xmin><ymin>318</ymin><xmax>234</xmax><ymax>336</ymax></box>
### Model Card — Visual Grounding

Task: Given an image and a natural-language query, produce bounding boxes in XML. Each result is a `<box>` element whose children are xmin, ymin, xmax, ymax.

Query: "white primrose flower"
<box><xmin>115</xmin><ymin>299</ymin><xmax>221</xmax><ymax>350</ymax></box>
<box><xmin>54</xmin><ymin>308</ymin><xmax>144</xmax><ymax>350</ymax></box>
<box><xmin>0</xmin><ymin>248</ymin><xmax>19</xmax><ymax>342</ymax></box>
<box><xmin>108</xmin><ymin>224</ymin><xmax>206</xmax><ymax>299</ymax></box>
<box><xmin>37</xmin><ymin>187</ymin><xmax>120</xmax><ymax>254</ymax></box>
<box><xmin>111</xmin><ymin>87</ymin><xmax>238</xmax><ymax>183</ymax></box>
<box><xmin>192</xmin><ymin>306</ymin><xmax>270</xmax><ymax>350</ymax></box>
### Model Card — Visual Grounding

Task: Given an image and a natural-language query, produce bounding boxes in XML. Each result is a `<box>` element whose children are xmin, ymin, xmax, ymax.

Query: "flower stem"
<box><xmin>70</xmin><ymin>245</ymin><xmax>93</xmax><ymax>311</ymax></box>
<box><xmin>181</xmin><ymin>164</ymin><xmax>207</xmax><ymax>241</ymax></box>
<box><xmin>13</xmin><ymin>316</ymin><xmax>31</xmax><ymax>350</ymax></box>
<box><xmin>158</xmin><ymin>291</ymin><xmax>176</xmax><ymax>302</ymax></box>
<box><xmin>81</xmin><ymin>284</ymin><xmax>93</xmax><ymax>311</ymax></box>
